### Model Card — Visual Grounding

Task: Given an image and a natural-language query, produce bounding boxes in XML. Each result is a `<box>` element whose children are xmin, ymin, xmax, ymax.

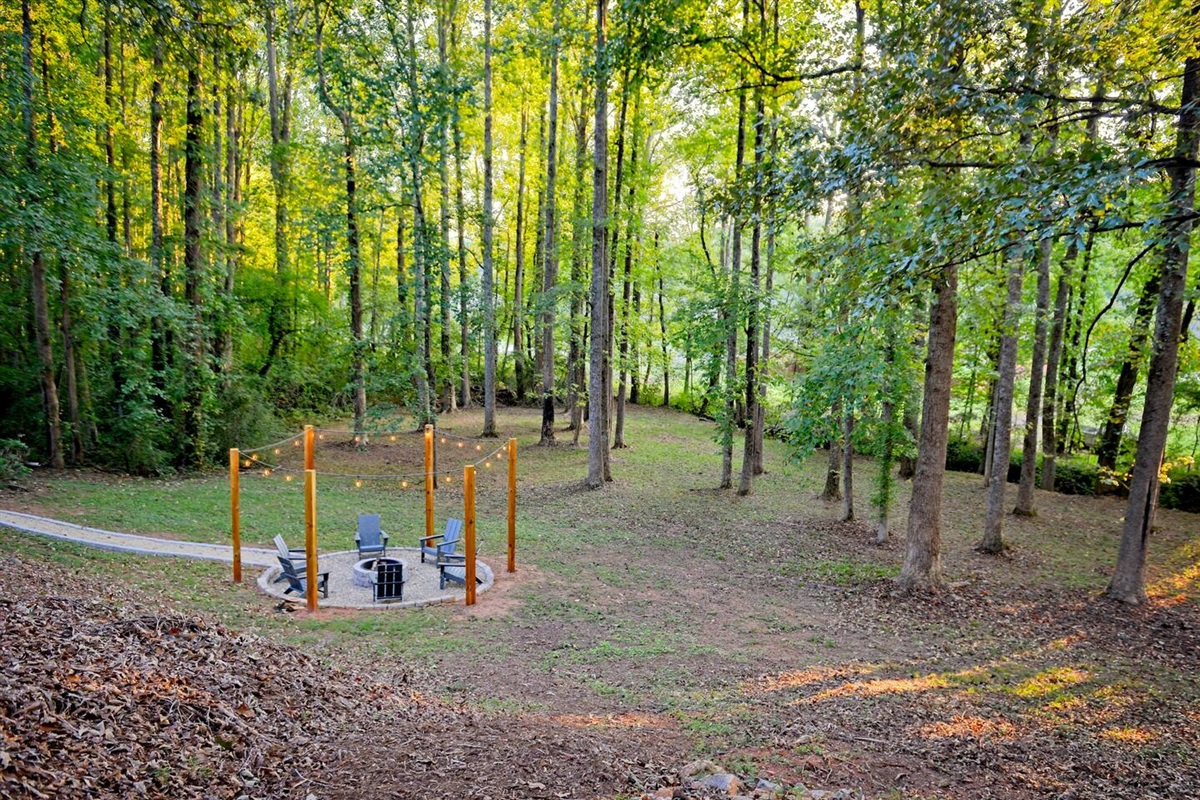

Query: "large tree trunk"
<box><xmin>437</xmin><ymin>3</ymin><xmax>455</xmax><ymax>413</ymax></box>
<box><xmin>586</xmin><ymin>0</ymin><xmax>610</xmax><ymax>488</ymax></box>
<box><xmin>539</xmin><ymin>16</ymin><xmax>561</xmax><ymax>446</ymax></box>
<box><xmin>1108</xmin><ymin>56</ymin><xmax>1199</xmax><ymax>605</ymax></box>
<box><xmin>344</xmin><ymin>121</ymin><xmax>367</xmax><ymax>434</ymax></box>
<box><xmin>1096</xmin><ymin>272</ymin><xmax>1160</xmax><ymax>469</ymax></box>
<box><xmin>978</xmin><ymin>248</ymin><xmax>1024</xmax><ymax>553</ymax></box>
<box><xmin>1015</xmin><ymin>235</ymin><xmax>1053</xmax><ymax>515</ymax></box>
<box><xmin>899</xmin><ymin>263</ymin><xmax>958</xmax><ymax>591</ymax></box>
<box><xmin>481</xmin><ymin>0</ymin><xmax>497</xmax><ymax>437</ymax></box>
<box><xmin>822</xmin><ymin>415</ymin><xmax>842</xmax><ymax>500</ymax></box>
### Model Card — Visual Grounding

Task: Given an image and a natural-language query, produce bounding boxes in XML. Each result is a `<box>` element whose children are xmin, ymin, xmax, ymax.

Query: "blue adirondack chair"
<box><xmin>436</xmin><ymin>547</ymin><xmax>483</xmax><ymax>590</ymax></box>
<box><xmin>276</xmin><ymin>556</ymin><xmax>329</xmax><ymax>598</ymax></box>
<box><xmin>355</xmin><ymin>514</ymin><xmax>389</xmax><ymax>558</ymax></box>
<box><xmin>420</xmin><ymin>518</ymin><xmax>462</xmax><ymax>563</ymax></box>
<box><xmin>273</xmin><ymin>535</ymin><xmax>309</xmax><ymax>583</ymax></box>
<box><xmin>372</xmin><ymin>561</ymin><xmax>405</xmax><ymax>603</ymax></box>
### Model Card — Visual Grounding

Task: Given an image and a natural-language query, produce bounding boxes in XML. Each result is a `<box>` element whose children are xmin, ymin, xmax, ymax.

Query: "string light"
<box><xmin>243</xmin><ymin>460</ymin><xmax>251</xmax><ymax>468</ymax></box>
<box><xmin>354</xmin><ymin>436</ymin><xmax>361</xmax><ymax>443</ymax></box>
<box><xmin>263</xmin><ymin>469</ymin><xmax>272</xmax><ymax>477</ymax></box>
<box><xmin>294</xmin><ymin>440</ymin><xmax>300</xmax><ymax>447</ymax></box>
<box><xmin>318</xmin><ymin>433</ymin><xmax>325</xmax><ymax>440</ymax></box>
<box><xmin>475</xmin><ymin>444</ymin><xmax>482</xmax><ymax>451</ymax></box>
<box><xmin>274</xmin><ymin>448</ymin><xmax>281</xmax><ymax>455</ymax></box>
<box><xmin>355</xmin><ymin>480</ymin><xmax>363</xmax><ymax>488</ymax></box>
<box><xmin>457</xmin><ymin>442</ymin><xmax>464</xmax><ymax>448</ymax></box>
<box><xmin>285</xmin><ymin>474</ymin><xmax>293</xmax><ymax>482</ymax></box>
<box><xmin>401</xmin><ymin>480</ymin><xmax>409</xmax><ymax>488</ymax></box>
<box><xmin>440</xmin><ymin>437</ymin><xmax>446</xmax><ymax>444</ymax></box>
<box><xmin>484</xmin><ymin>461</ymin><xmax>491</xmax><ymax>468</ymax></box>
<box><xmin>389</xmin><ymin>435</ymin><xmax>397</xmax><ymax>442</ymax></box>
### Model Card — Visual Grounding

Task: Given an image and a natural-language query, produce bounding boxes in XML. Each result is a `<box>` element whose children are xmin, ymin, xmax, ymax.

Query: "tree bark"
<box><xmin>586</xmin><ymin>0</ymin><xmax>610</xmax><ymax>488</ymax></box>
<box><xmin>1015</xmin><ymin>234</ymin><xmax>1053</xmax><ymax>515</ymax></box>
<box><xmin>722</xmin><ymin>84</ymin><xmax>747</xmax><ymax>490</ymax></box>
<box><xmin>1040</xmin><ymin>241</ymin><xmax>1075</xmax><ymax>489</ymax></box>
<box><xmin>567</xmin><ymin>82</ymin><xmax>589</xmax><ymax>436</ymax></box>
<box><xmin>899</xmin><ymin>263</ymin><xmax>958</xmax><ymax>591</ymax></box>
<box><xmin>514</xmin><ymin>106</ymin><xmax>529</xmax><ymax>401</ymax></box>
<box><xmin>181</xmin><ymin>57</ymin><xmax>206</xmax><ymax>468</ymax></box>
<box><xmin>539</xmin><ymin>13</ymin><xmax>561</xmax><ymax>445</ymax></box>
<box><xmin>437</xmin><ymin>1</ymin><xmax>455</xmax><ymax>413</ymax></box>
<box><xmin>481</xmin><ymin>0</ymin><xmax>497</xmax><ymax>437</ymax></box>
<box><xmin>265</xmin><ymin>0</ymin><xmax>292</xmax><ymax>375</ymax></box>
<box><xmin>1096</xmin><ymin>271</ymin><xmax>1160</xmax><ymax>469</ymax></box>
<box><xmin>739</xmin><ymin>74</ymin><xmax>765</xmax><ymax>496</ymax></box>
<box><xmin>1108</xmin><ymin>56</ymin><xmax>1199</xmax><ymax>605</ymax></box>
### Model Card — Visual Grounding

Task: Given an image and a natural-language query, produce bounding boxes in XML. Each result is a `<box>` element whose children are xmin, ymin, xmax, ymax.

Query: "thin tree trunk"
<box><xmin>1015</xmin><ymin>234</ymin><xmax>1053</xmax><ymax>515</ymax></box>
<box><xmin>514</xmin><ymin>107</ymin><xmax>529</xmax><ymax>401</ymax></box>
<box><xmin>182</xmin><ymin>57</ymin><xmax>206</xmax><ymax>468</ymax></box>
<box><xmin>1109</xmin><ymin>56</ymin><xmax>1198</xmax><ymax>604</ymax></box>
<box><xmin>739</xmin><ymin>68</ymin><xmax>765</xmax><ymax>496</ymax></box>
<box><xmin>539</xmin><ymin>12</ymin><xmax>561</xmax><ymax>445</ymax></box>
<box><xmin>1097</xmin><ymin>272</ymin><xmax>1160</xmax><ymax>469</ymax></box>
<box><xmin>567</xmin><ymin>82</ymin><xmax>589</xmax><ymax>435</ymax></box>
<box><xmin>481</xmin><ymin>0</ymin><xmax>497</xmax><ymax>436</ymax></box>
<box><xmin>437</xmin><ymin>1</ymin><xmax>455</xmax><ymax>413</ymax></box>
<box><xmin>722</xmin><ymin>84</ymin><xmax>747</xmax><ymax>490</ymax></box>
<box><xmin>22</xmin><ymin>0</ymin><xmax>63</xmax><ymax>469</ymax></box>
<box><xmin>841</xmin><ymin>413</ymin><xmax>855</xmax><ymax>521</ymax></box>
<box><xmin>1040</xmin><ymin>241</ymin><xmax>1075</xmax><ymax>489</ymax></box>
<box><xmin>586</xmin><ymin>0</ymin><xmax>610</xmax><ymax>488</ymax></box>
<box><xmin>657</xmin><ymin>260</ymin><xmax>670</xmax><ymax>408</ymax></box>
<box><xmin>822</xmin><ymin>411</ymin><xmax>842</xmax><ymax>500</ymax></box>
<box><xmin>265</xmin><ymin>0</ymin><xmax>292</xmax><ymax>375</ymax></box>
<box><xmin>613</xmin><ymin>94</ymin><xmax>641</xmax><ymax>449</ymax></box>
<box><xmin>978</xmin><ymin>247</ymin><xmax>1025</xmax><ymax>553</ymax></box>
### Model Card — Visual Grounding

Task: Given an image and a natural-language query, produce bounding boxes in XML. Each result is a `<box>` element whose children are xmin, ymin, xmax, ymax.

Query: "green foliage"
<box><xmin>945</xmin><ymin>438</ymin><xmax>984</xmax><ymax>474</ymax></box>
<box><xmin>1160</xmin><ymin>472</ymin><xmax>1200</xmax><ymax>514</ymax></box>
<box><xmin>1054</xmin><ymin>461</ymin><xmax>1099</xmax><ymax>497</ymax></box>
<box><xmin>0</xmin><ymin>438</ymin><xmax>31</xmax><ymax>482</ymax></box>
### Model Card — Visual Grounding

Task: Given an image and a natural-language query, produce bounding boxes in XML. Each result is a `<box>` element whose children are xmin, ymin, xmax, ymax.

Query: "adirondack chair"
<box><xmin>372</xmin><ymin>561</ymin><xmax>405</xmax><ymax>603</ymax></box>
<box><xmin>276</xmin><ymin>556</ymin><xmax>329</xmax><ymax>598</ymax></box>
<box><xmin>436</xmin><ymin>544</ymin><xmax>483</xmax><ymax>590</ymax></box>
<box><xmin>272</xmin><ymin>535</ymin><xmax>308</xmax><ymax>583</ymax></box>
<box><xmin>420</xmin><ymin>518</ymin><xmax>462</xmax><ymax>564</ymax></box>
<box><xmin>355</xmin><ymin>514</ymin><xmax>389</xmax><ymax>558</ymax></box>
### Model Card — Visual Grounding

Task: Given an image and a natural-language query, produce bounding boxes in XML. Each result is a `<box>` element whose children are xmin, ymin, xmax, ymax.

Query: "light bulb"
<box><xmin>401</xmin><ymin>481</ymin><xmax>409</xmax><ymax>488</ymax></box>
<box><xmin>355</xmin><ymin>480</ymin><xmax>363</xmax><ymax>488</ymax></box>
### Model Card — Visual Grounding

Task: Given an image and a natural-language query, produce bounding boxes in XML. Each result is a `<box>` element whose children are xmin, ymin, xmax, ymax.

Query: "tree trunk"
<box><xmin>841</xmin><ymin>413</ymin><xmax>855</xmax><ymax>521</ymax></box>
<box><xmin>1040</xmin><ymin>241</ymin><xmax>1075</xmax><ymax>489</ymax></box>
<box><xmin>1108</xmin><ymin>56</ymin><xmax>1198</xmax><ymax>605</ymax></box>
<box><xmin>182</xmin><ymin>58</ymin><xmax>206</xmax><ymax>468</ymax></box>
<box><xmin>344</xmin><ymin>121</ymin><xmax>367</xmax><ymax>434</ymax></box>
<box><xmin>265</xmin><ymin>0</ymin><xmax>292</xmax><ymax>376</ymax></box>
<box><xmin>613</xmin><ymin>95</ymin><xmax>642</xmax><ymax>450</ymax></box>
<box><xmin>586</xmin><ymin>0</ymin><xmax>610</xmax><ymax>488</ymax></box>
<box><xmin>1096</xmin><ymin>271</ymin><xmax>1160</xmax><ymax>469</ymax></box>
<box><xmin>539</xmin><ymin>14</ymin><xmax>561</xmax><ymax>446</ymax></box>
<box><xmin>978</xmin><ymin>249</ymin><xmax>1025</xmax><ymax>553</ymax></box>
<box><xmin>899</xmin><ymin>262</ymin><xmax>957</xmax><ymax>591</ymax></box>
<box><xmin>822</xmin><ymin>412</ymin><xmax>842</xmax><ymax>500</ymax></box>
<box><xmin>481</xmin><ymin>0</ymin><xmax>497</xmax><ymax>437</ymax></box>
<box><xmin>437</xmin><ymin>3</ymin><xmax>455</xmax><ymax>414</ymax></box>
<box><xmin>738</xmin><ymin>77</ymin><xmax>765</xmax><ymax>496</ymax></box>
<box><xmin>657</xmin><ymin>260</ymin><xmax>670</xmax><ymax>408</ymax></box>
<box><xmin>567</xmin><ymin>83</ymin><xmax>589</xmax><ymax>435</ymax></box>
<box><xmin>721</xmin><ymin>84</ymin><xmax>747</xmax><ymax>490</ymax></box>
<box><xmin>1014</xmin><ymin>234</ymin><xmax>1053</xmax><ymax>515</ymax></box>
<box><xmin>514</xmin><ymin>107</ymin><xmax>529</xmax><ymax>401</ymax></box>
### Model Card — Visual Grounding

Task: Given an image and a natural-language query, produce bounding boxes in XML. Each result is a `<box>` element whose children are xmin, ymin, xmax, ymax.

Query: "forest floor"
<box><xmin>1</xmin><ymin>405</ymin><xmax>1198</xmax><ymax>799</ymax></box>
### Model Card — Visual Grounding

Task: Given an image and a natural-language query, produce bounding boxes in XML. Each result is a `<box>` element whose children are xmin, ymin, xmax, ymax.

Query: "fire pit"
<box><xmin>352</xmin><ymin>557</ymin><xmax>405</xmax><ymax>588</ymax></box>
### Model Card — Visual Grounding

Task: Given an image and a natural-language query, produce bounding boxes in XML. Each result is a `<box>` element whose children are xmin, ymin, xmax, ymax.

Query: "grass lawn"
<box><xmin>2</xmin><ymin>404</ymin><xmax>1198</xmax><ymax>799</ymax></box>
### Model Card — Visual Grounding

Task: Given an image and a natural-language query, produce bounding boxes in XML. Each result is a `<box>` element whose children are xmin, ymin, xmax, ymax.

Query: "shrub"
<box><xmin>1052</xmin><ymin>460</ymin><xmax>1098</xmax><ymax>496</ymax></box>
<box><xmin>0</xmin><ymin>438</ymin><xmax>31</xmax><ymax>482</ymax></box>
<box><xmin>1160</xmin><ymin>471</ymin><xmax>1200</xmax><ymax>513</ymax></box>
<box><xmin>945</xmin><ymin>438</ymin><xmax>984</xmax><ymax>473</ymax></box>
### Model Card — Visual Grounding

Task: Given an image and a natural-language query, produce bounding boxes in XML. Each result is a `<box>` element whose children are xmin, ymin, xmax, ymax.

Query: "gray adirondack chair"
<box><xmin>355</xmin><ymin>514</ymin><xmax>389</xmax><ymax>558</ymax></box>
<box><xmin>276</xmin><ymin>556</ymin><xmax>329</xmax><ymax>598</ymax></box>
<box><xmin>420</xmin><ymin>518</ymin><xmax>462</xmax><ymax>564</ymax></box>
<box><xmin>273</xmin><ymin>535</ymin><xmax>307</xmax><ymax>583</ymax></box>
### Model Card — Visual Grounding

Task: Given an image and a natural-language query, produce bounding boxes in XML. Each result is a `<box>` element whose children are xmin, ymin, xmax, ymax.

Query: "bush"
<box><xmin>1160</xmin><ymin>471</ymin><xmax>1200</xmax><ymax>513</ymax></box>
<box><xmin>1052</xmin><ymin>460</ymin><xmax>1098</xmax><ymax>496</ymax></box>
<box><xmin>0</xmin><ymin>438</ymin><xmax>31</xmax><ymax>482</ymax></box>
<box><xmin>945</xmin><ymin>438</ymin><xmax>984</xmax><ymax>473</ymax></box>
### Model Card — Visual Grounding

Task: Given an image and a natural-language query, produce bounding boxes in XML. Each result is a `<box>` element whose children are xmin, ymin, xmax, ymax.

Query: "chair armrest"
<box><xmin>420</xmin><ymin>533</ymin><xmax>445</xmax><ymax>546</ymax></box>
<box><xmin>437</xmin><ymin>553</ymin><xmax>466</xmax><ymax>565</ymax></box>
<box><xmin>381</xmin><ymin>532</ymin><xmax>389</xmax><ymax>544</ymax></box>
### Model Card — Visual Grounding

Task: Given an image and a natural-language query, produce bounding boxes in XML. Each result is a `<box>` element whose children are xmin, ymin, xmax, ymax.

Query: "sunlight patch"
<box><xmin>1011</xmin><ymin>667</ymin><xmax>1090</xmax><ymax>698</ymax></box>
<box><xmin>744</xmin><ymin>666</ymin><xmax>871</xmax><ymax>695</ymax></box>
<box><xmin>792</xmin><ymin>674</ymin><xmax>949</xmax><ymax>705</ymax></box>
<box><xmin>1100</xmin><ymin>726</ymin><xmax>1157</xmax><ymax>744</ymax></box>
<box><xmin>549</xmin><ymin>712</ymin><xmax>674</xmax><ymax>730</ymax></box>
<box><xmin>917</xmin><ymin>714</ymin><xmax>1017</xmax><ymax>740</ymax></box>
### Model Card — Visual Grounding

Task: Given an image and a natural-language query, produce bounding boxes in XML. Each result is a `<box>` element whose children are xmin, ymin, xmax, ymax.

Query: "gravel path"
<box><xmin>0</xmin><ymin>509</ymin><xmax>492</xmax><ymax>609</ymax></box>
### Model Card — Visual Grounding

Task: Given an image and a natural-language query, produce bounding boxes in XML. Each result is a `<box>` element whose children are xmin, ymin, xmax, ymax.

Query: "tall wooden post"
<box><xmin>304</xmin><ymin>468</ymin><xmax>318</xmax><ymax>612</ymax></box>
<box><xmin>424</xmin><ymin>424</ymin><xmax>435</xmax><ymax>545</ymax></box>
<box><xmin>304</xmin><ymin>424</ymin><xmax>315</xmax><ymax>471</ymax></box>
<box><xmin>230</xmin><ymin>448</ymin><xmax>241</xmax><ymax>583</ymax></box>
<box><xmin>464</xmin><ymin>464</ymin><xmax>477</xmax><ymax>605</ymax></box>
<box><xmin>507</xmin><ymin>438</ymin><xmax>517</xmax><ymax>573</ymax></box>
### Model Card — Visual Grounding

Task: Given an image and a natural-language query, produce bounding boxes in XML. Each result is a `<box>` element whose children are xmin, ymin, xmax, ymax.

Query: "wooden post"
<box><xmin>230</xmin><ymin>448</ymin><xmax>241</xmax><ymax>583</ymax></box>
<box><xmin>304</xmin><ymin>468</ymin><xmax>318</xmax><ymax>612</ymax></box>
<box><xmin>424</xmin><ymin>424</ymin><xmax>435</xmax><ymax>545</ymax></box>
<box><xmin>464</xmin><ymin>464</ymin><xmax>477</xmax><ymax>605</ymax></box>
<box><xmin>304</xmin><ymin>424</ymin><xmax>315</xmax><ymax>471</ymax></box>
<box><xmin>507</xmin><ymin>438</ymin><xmax>517</xmax><ymax>573</ymax></box>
